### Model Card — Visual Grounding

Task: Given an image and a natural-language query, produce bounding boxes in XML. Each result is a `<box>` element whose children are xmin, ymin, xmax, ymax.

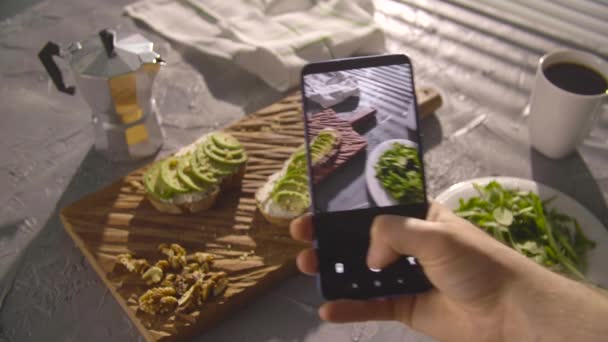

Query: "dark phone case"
<box><xmin>301</xmin><ymin>54</ymin><xmax>433</xmax><ymax>300</ymax></box>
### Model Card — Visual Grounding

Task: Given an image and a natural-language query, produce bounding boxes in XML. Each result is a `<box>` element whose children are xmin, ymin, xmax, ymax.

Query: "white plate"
<box><xmin>436</xmin><ymin>176</ymin><xmax>608</xmax><ymax>287</ymax></box>
<box><xmin>365</xmin><ymin>139</ymin><xmax>418</xmax><ymax>207</ymax></box>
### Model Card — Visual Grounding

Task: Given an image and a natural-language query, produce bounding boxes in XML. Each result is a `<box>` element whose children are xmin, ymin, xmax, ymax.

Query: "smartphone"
<box><xmin>301</xmin><ymin>54</ymin><xmax>432</xmax><ymax>300</ymax></box>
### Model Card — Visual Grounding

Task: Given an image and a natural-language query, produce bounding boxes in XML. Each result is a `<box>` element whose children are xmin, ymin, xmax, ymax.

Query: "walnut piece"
<box><xmin>158</xmin><ymin>296</ymin><xmax>178</xmax><ymax>315</ymax></box>
<box><xmin>175</xmin><ymin>272</ymin><xmax>228</xmax><ymax>312</ymax></box>
<box><xmin>138</xmin><ymin>287</ymin><xmax>177</xmax><ymax>315</ymax></box>
<box><xmin>160</xmin><ymin>273</ymin><xmax>176</xmax><ymax>287</ymax></box>
<box><xmin>117</xmin><ymin>254</ymin><xmax>149</xmax><ymax>274</ymax></box>
<box><xmin>159</xmin><ymin>243</ymin><xmax>187</xmax><ymax>270</ymax></box>
<box><xmin>177</xmin><ymin>280</ymin><xmax>203</xmax><ymax>311</ymax></box>
<box><xmin>141</xmin><ymin>266</ymin><xmax>164</xmax><ymax>285</ymax></box>
<box><xmin>177</xmin><ymin>280</ymin><xmax>213</xmax><ymax>312</ymax></box>
<box><xmin>212</xmin><ymin>273</ymin><xmax>229</xmax><ymax>296</ymax></box>
<box><xmin>187</xmin><ymin>252</ymin><xmax>214</xmax><ymax>264</ymax></box>
<box><xmin>186</xmin><ymin>262</ymin><xmax>200</xmax><ymax>271</ymax></box>
<box><xmin>155</xmin><ymin>260</ymin><xmax>169</xmax><ymax>270</ymax></box>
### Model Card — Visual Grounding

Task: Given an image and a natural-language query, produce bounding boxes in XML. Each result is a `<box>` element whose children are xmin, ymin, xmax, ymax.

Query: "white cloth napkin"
<box><xmin>304</xmin><ymin>71</ymin><xmax>359</xmax><ymax>108</ymax></box>
<box><xmin>124</xmin><ymin>0</ymin><xmax>385</xmax><ymax>91</ymax></box>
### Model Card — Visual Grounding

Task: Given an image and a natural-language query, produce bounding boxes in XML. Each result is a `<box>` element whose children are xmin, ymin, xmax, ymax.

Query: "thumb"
<box><xmin>367</xmin><ymin>215</ymin><xmax>443</xmax><ymax>269</ymax></box>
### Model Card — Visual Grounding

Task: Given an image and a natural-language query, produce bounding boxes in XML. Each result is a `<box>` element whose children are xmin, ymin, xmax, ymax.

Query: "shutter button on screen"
<box><xmin>373</xmin><ymin>280</ymin><xmax>382</xmax><ymax>287</ymax></box>
<box><xmin>335</xmin><ymin>263</ymin><xmax>344</xmax><ymax>274</ymax></box>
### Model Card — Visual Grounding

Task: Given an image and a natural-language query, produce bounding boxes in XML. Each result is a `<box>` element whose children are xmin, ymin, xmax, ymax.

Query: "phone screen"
<box><xmin>303</xmin><ymin>61</ymin><xmax>426</xmax><ymax>213</ymax></box>
<box><xmin>301</xmin><ymin>55</ymin><xmax>431</xmax><ymax>300</ymax></box>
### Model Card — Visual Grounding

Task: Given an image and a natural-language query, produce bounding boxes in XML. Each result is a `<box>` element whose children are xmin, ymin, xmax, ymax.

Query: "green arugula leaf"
<box><xmin>493</xmin><ymin>207</ymin><xmax>513</xmax><ymax>226</ymax></box>
<box><xmin>455</xmin><ymin>181</ymin><xmax>596</xmax><ymax>281</ymax></box>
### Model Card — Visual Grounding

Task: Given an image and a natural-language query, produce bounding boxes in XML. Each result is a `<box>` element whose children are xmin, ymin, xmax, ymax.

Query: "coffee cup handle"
<box><xmin>38</xmin><ymin>41</ymin><xmax>76</xmax><ymax>95</ymax></box>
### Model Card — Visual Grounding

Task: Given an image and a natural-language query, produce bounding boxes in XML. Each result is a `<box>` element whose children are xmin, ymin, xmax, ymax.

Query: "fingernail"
<box><xmin>366</xmin><ymin>248</ymin><xmax>381</xmax><ymax>268</ymax></box>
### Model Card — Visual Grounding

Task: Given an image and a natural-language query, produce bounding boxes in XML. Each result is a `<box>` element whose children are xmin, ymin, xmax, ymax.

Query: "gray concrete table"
<box><xmin>1</xmin><ymin>0</ymin><xmax>606</xmax><ymax>341</ymax></box>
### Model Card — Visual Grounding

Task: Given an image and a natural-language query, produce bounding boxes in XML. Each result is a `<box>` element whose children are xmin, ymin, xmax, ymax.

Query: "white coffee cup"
<box><xmin>528</xmin><ymin>50</ymin><xmax>607</xmax><ymax>159</ymax></box>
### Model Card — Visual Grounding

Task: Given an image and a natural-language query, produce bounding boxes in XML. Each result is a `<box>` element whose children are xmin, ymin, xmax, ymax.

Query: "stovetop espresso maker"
<box><xmin>39</xmin><ymin>28</ymin><xmax>165</xmax><ymax>162</ymax></box>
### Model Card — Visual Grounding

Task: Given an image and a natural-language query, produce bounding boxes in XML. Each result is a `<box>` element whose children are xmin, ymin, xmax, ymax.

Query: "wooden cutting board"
<box><xmin>60</xmin><ymin>88</ymin><xmax>442</xmax><ymax>342</ymax></box>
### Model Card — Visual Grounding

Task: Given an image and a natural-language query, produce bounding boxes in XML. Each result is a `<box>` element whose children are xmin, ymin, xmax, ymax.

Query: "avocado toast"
<box><xmin>255</xmin><ymin>128</ymin><xmax>341</xmax><ymax>226</ymax></box>
<box><xmin>144</xmin><ymin>132</ymin><xmax>247</xmax><ymax>214</ymax></box>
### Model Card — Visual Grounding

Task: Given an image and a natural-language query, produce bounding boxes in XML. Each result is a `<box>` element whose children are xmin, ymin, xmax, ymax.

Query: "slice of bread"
<box><xmin>259</xmin><ymin>209</ymin><xmax>293</xmax><ymax>227</ymax></box>
<box><xmin>147</xmin><ymin>187</ymin><xmax>220</xmax><ymax>214</ymax></box>
<box><xmin>255</xmin><ymin>171</ymin><xmax>294</xmax><ymax>227</ymax></box>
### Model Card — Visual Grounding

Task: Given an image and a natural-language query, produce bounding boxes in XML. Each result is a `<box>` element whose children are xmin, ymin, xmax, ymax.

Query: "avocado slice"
<box><xmin>272</xmin><ymin>190</ymin><xmax>310</xmax><ymax>212</ymax></box>
<box><xmin>271</xmin><ymin>179</ymin><xmax>308</xmax><ymax>195</ymax></box>
<box><xmin>143</xmin><ymin>163</ymin><xmax>162</xmax><ymax>199</ymax></box>
<box><xmin>203</xmin><ymin>139</ymin><xmax>247</xmax><ymax>166</ymax></box>
<box><xmin>190</xmin><ymin>150</ymin><xmax>220</xmax><ymax>185</ymax></box>
<box><xmin>286</xmin><ymin>153</ymin><xmax>307</xmax><ymax>174</ymax></box>
<box><xmin>159</xmin><ymin>157</ymin><xmax>190</xmax><ymax>195</ymax></box>
<box><xmin>195</xmin><ymin>142</ymin><xmax>235</xmax><ymax>176</ymax></box>
<box><xmin>177</xmin><ymin>155</ymin><xmax>208</xmax><ymax>192</ymax></box>
<box><xmin>309</xmin><ymin>130</ymin><xmax>338</xmax><ymax>163</ymax></box>
<box><xmin>280</xmin><ymin>172</ymin><xmax>308</xmax><ymax>185</ymax></box>
<box><xmin>210</xmin><ymin>132</ymin><xmax>242</xmax><ymax>150</ymax></box>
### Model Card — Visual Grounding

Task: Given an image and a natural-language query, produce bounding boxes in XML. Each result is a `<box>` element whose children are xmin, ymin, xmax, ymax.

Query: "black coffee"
<box><xmin>543</xmin><ymin>62</ymin><xmax>607</xmax><ymax>95</ymax></box>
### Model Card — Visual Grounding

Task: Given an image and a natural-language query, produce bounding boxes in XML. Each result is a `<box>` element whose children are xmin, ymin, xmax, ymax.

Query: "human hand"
<box><xmin>290</xmin><ymin>201</ymin><xmax>608</xmax><ymax>341</ymax></box>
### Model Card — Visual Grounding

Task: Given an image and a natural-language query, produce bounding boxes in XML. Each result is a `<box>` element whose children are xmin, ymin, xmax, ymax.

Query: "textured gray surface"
<box><xmin>1</xmin><ymin>0</ymin><xmax>607</xmax><ymax>341</ymax></box>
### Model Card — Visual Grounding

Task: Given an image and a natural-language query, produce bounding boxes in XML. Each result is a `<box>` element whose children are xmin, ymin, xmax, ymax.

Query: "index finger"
<box><xmin>290</xmin><ymin>213</ymin><xmax>314</xmax><ymax>242</ymax></box>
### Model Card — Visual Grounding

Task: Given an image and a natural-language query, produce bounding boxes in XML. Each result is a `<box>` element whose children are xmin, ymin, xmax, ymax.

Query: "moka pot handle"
<box><xmin>38</xmin><ymin>41</ymin><xmax>76</xmax><ymax>95</ymax></box>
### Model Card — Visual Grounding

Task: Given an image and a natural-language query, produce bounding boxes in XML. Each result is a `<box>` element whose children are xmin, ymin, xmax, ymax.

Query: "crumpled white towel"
<box><xmin>304</xmin><ymin>71</ymin><xmax>359</xmax><ymax>108</ymax></box>
<box><xmin>124</xmin><ymin>0</ymin><xmax>385</xmax><ymax>91</ymax></box>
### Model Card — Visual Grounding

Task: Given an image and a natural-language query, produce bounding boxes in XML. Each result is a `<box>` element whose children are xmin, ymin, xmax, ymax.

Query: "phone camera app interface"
<box><xmin>303</xmin><ymin>63</ymin><xmax>424</xmax><ymax>214</ymax></box>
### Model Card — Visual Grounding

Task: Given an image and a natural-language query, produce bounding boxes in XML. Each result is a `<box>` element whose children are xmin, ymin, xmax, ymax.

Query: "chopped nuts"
<box><xmin>138</xmin><ymin>287</ymin><xmax>177</xmax><ymax>315</ymax></box>
<box><xmin>117</xmin><ymin>254</ymin><xmax>150</xmax><ymax>274</ymax></box>
<box><xmin>142</xmin><ymin>266</ymin><xmax>164</xmax><ymax>285</ymax></box>
<box><xmin>119</xmin><ymin>243</ymin><xmax>232</xmax><ymax>316</ymax></box>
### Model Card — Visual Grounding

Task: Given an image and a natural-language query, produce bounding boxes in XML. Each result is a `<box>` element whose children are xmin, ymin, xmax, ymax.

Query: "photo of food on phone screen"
<box><xmin>303</xmin><ymin>63</ymin><xmax>425</xmax><ymax>213</ymax></box>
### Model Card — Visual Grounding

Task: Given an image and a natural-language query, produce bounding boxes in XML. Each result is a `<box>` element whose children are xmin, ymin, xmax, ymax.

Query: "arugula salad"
<box><xmin>456</xmin><ymin>181</ymin><xmax>596</xmax><ymax>280</ymax></box>
<box><xmin>374</xmin><ymin>142</ymin><xmax>424</xmax><ymax>204</ymax></box>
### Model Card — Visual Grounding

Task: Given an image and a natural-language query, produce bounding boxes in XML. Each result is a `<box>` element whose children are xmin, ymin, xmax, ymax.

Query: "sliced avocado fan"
<box><xmin>143</xmin><ymin>132</ymin><xmax>247</xmax><ymax>201</ymax></box>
